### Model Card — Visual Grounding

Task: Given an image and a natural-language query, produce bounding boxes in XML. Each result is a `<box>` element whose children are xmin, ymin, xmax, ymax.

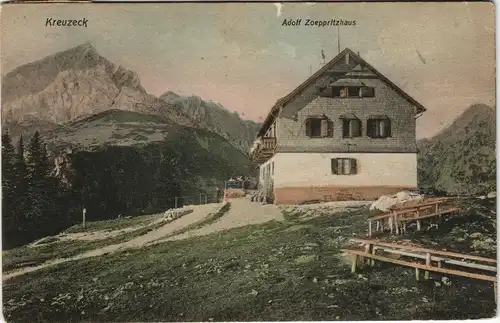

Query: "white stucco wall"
<box><xmin>259</xmin><ymin>157</ymin><xmax>275</xmax><ymax>182</ymax></box>
<box><xmin>271</xmin><ymin>152</ymin><xmax>417</xmax><ymax>188</ymax></box>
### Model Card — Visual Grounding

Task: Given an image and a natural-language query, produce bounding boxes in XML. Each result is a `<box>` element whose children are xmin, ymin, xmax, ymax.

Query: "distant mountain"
<box><xmin>1</xmin><ymin>43</ymin><xmax>191</xmax><ymax>131</ymax></box>
<box><xmin>417</xmin><ymin>104</ymin><xmax>496</xmax><ymax>195</ymax></box>
<box><xmin>160</xmin><ymin>92</ymin><xmax>261</xmax><ymax>151</ymax></box>
<box><xmin>42</xmin><ymin>109</ymin><xmax>255</xmax><ymax>216</ymax></box>
<box><xmin>1</xmin><ymin>44</ymin><xmax>258</xmax><ymax>219</ymax></box>
<box><xmin>1</xmin><ymin>43</ymin><xmax>261</xmax><ymax>153</ymax></box>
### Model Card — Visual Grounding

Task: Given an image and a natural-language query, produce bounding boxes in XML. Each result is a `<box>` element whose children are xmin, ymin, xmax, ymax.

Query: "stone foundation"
<box><xmin>273</xmin><ymin>185</ymin><xmax>415</xmax><ymax>205</ymax></box>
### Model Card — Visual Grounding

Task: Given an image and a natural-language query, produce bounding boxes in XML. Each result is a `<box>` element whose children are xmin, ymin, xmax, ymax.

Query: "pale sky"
<box><xmin>1</xmin><ymin>2</ymin><xmax>496</xmax><ymax>139</ymax></box>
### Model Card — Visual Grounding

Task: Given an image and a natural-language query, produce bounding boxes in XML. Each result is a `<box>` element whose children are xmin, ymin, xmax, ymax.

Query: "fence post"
<box><xmin>199</xmin><ymin>193</ymin><xmax>202</xmax><ymax>205</ymax></box>
<box><xmin>82</xmin><ymin>207</ymin><xmax>86</xmax><ymax>229</ymax></box>
<box><xmin>175</xmin><ymin>196</ymin><xmax>178</xmax><ymax>209</ymax></box>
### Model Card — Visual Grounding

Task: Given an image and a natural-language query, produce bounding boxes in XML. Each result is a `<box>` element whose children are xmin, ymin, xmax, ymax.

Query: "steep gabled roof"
<box><xmin>257</xmin><ymin>47</ymin><xmax>427</xmax><ymax>137</ymax></box>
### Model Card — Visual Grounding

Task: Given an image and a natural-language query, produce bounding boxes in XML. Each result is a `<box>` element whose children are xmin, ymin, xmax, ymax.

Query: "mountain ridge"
<box><xmin>2</xmin><ymin>43</ymin><xmax>261</xmax><ymax>152</ymax></box>
<box><xmin>1</xmin><ymin>43</ymin><xmax>190</xmax><ymax>127</ymax></box>
<box><xmin>417</xmin><ymin>103</ymin><xmax>496</xmax><ymax>195</ymax></box>
<box><xmin>159</xmin><ymin>91</ymin><xmax>261</xmax><ymax>151</ymax></box>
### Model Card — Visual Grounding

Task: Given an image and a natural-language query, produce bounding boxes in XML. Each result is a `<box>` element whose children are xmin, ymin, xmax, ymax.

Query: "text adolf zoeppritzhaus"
<box><xmin>282</xmin><ymin>18</ymin><xmax>356</xmax><ymax>27</ymax></box>
<box><xmin>45</xmin><ymin>18</ymin><xmax>88</xmax><ymax>27</ymax></box>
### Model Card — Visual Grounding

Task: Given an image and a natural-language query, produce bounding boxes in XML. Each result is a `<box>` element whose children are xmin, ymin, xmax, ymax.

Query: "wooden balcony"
<box><xmin>249</xmin><ymin>137</ymin><xmax>276</xmax><ymax>164</ymax></box>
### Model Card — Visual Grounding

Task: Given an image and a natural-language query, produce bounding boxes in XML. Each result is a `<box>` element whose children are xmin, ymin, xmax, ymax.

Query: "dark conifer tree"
<box><xmin>2</xmin><ymin>132</ymin><xmax>17</xmax><ymax>247</ymax></box>
<box><xmin>25</xmin><ymin>131</ymin><xmax>53</xmax><ymax>238</ymax></box>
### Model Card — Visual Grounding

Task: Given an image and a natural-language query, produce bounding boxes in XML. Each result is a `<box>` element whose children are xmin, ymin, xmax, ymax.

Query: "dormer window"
<box><xmin>332</xmin><ymin>86</ymin><xmax>375</xmax><ymax>98</ymax></box>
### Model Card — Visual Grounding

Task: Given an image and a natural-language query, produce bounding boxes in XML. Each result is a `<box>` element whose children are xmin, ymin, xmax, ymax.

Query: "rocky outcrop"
<box><xmin>50</xmin><ymin>147</ymin><xmax>75</xmax><ymax>189</ymax></box>
<box><xmin>160</xmin><ymin>92</ymin><xmax>261</xmax><ymax>151</ymax></box>
<box><xmin>417</xmin><ymin>104</ymin><xmax>496</xmax><ymax>195</ymax></box>
<box><xmin>2</xmin><ymin>43</ymin><xmax>190</xmax><ymax>128</ymax></box>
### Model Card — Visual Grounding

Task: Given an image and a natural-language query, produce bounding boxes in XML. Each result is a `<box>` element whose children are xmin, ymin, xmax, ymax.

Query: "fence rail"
<box><xmin>173</xmin><ymin>192</ymin><xmax>222</xmax><ymax>208</ymax></box>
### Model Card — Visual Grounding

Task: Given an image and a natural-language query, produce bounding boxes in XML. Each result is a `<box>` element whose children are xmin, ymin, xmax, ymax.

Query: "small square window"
<box><xmin>331</xmin><ymin>158</ymin><xmax>358</xmax><ymax>175</ymax></box>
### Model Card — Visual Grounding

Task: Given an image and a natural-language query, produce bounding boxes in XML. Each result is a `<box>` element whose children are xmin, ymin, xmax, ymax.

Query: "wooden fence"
<box><xmin>342</xmin><ymin>238</ymin><xmax>497</xmax><ymax>303</ymax></box>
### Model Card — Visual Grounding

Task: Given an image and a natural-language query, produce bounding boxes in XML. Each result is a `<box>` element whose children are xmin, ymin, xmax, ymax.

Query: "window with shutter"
<box><xmin>342</xmin><ymin>118</ymin><xmax>362</xmax><ymax>138</ymax></box>
<box><xmin>332</xmin><ymin>158</ymin><xmax>358</xmax><ymax>175</ymax></box>
<box><xmin>306</xmin><ymin>118</ymin><xmax>328</xmax><ymax>138</ymax></box>
<box><xmin>332</xmin><ymin>86</ymin><xmax>374</xmax><ymax>98</ymax></box>
<box><xmin>367</xmin><ymin>118</ymin><xmax>391</xmax><ymax>138</ymax></box>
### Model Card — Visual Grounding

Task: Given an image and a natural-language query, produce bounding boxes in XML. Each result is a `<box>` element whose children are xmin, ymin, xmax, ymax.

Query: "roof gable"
<box><xmin>257</xmin><ymin>48</ymin><xmax>426</xmax><ymax>137</ymax></box>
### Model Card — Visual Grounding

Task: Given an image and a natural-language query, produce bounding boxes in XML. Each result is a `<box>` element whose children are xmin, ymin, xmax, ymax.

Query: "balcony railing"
<box><xmin>249</xmin><ymin>137</ymin><xmax>276</xmax><ymax>164</ymax></box>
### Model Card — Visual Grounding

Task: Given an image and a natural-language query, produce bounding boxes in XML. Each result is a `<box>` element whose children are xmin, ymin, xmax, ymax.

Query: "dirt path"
<box><xmin>29</xmin><ymin>217</ymin><xmax>165</xmax><ymax>247</ymax></box>
<box><xmin>155</xmin><ymin>198</ymin><xmax>284</xmax><ymax>243</ymax></box>
<box><xmin>2</xmin><ymin>203</ymin><xmax>223</xmax><ymax>281</ymax></box>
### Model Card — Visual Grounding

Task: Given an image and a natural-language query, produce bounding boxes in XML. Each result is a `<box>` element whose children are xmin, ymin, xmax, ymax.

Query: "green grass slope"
<box><xmin>3</xmin><ymin>202</ymin><xmax>496</xmax><ymax>322</ymax></box>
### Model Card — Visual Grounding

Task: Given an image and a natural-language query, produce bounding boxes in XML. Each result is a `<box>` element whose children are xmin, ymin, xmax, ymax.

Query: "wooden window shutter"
<box><xmin>344</xmin><ymin>158</ymin><xmax>351</xmax><ymax>174</ymax></box>
<box><xmin>351</xmin><ymin>119</ymin><xmax>361</xmax><ymax>137</ymax></box>
<box><xmin>333</xmin><ymin>87</ymin><xmax>341</xmax><ymax>97</ymax></box>
<box><xmin>384</xmin><ymin>119</ymin><xmax>392</xmax><ymax>137</ymax></box>
<box><xmin>320</xmin><ymin>118</ymin><xmax>328</xmax><ymax>137</ymax></box>
<box><xmin>305</xmin><ymin>119</ymin><xmax>312</xmax><ymax>137</ymax></box>
<box><xmin>367</xmin><ymin>119</ymin><xmax>374</xmax><ymax>137</ymax></box>
<box><xmin>331</xmin><ymin>158</ymin><xmax>338</xmax><ymax>174</ymax></box>
<box><xmin>327</xmin><ymin>120</ymin><xmax>334</xmax><ymax>137</ymax></box>
<box><xmin>361</xmin><ymin>87</ymin><xmax>375</xmax><ymax>98</ymax></box>
<box><xmin>342</xmin><ymin>119</ymin><xmax>350</xmax><ymax>138</ymax></box>
<box><xmin>379</xmin><ymin>120</ymin><xmax>386</xmax><ymax>137</ymax></box>
<box><xmin>351</xmin><ymin>159</ymin><xmax>357</xmax><ymax>174</ymax></box>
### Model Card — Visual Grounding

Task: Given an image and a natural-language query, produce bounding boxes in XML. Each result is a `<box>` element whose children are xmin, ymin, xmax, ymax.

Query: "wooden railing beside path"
<box><xmin>368</xmin><ymin>198</ymin><xmax>461</xmax><ymax>236</ymax></box>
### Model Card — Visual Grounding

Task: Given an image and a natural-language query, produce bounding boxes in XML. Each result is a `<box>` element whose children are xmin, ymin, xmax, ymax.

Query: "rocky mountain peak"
<box><xmin>1</xmin><ymin>43</ymin><xmax>188</xmax><ymax>126</ymax></box>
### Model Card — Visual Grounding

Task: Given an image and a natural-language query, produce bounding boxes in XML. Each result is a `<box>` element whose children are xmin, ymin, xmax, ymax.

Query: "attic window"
<box><xmin>332</xmin><ymin>86</ymin><xmax>375</xmax><ymax>98</ymax></box>
<box><xmin>306</xmin><ymin>117</ymin><xmax>332</xmax><ymax>138</ymax></box>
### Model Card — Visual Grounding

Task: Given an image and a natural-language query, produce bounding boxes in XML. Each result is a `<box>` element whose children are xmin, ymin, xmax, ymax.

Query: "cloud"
<box><xmin>273</xmin><ymin>3</ymin><xmax>283</xmax><ymax>17</ymax></box>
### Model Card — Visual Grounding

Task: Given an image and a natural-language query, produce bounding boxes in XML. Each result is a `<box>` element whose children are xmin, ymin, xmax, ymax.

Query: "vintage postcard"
<box><xmin>0</xmin><ymin>1</ymin><xmax>497</xmax><ymax>322</ymax></box>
